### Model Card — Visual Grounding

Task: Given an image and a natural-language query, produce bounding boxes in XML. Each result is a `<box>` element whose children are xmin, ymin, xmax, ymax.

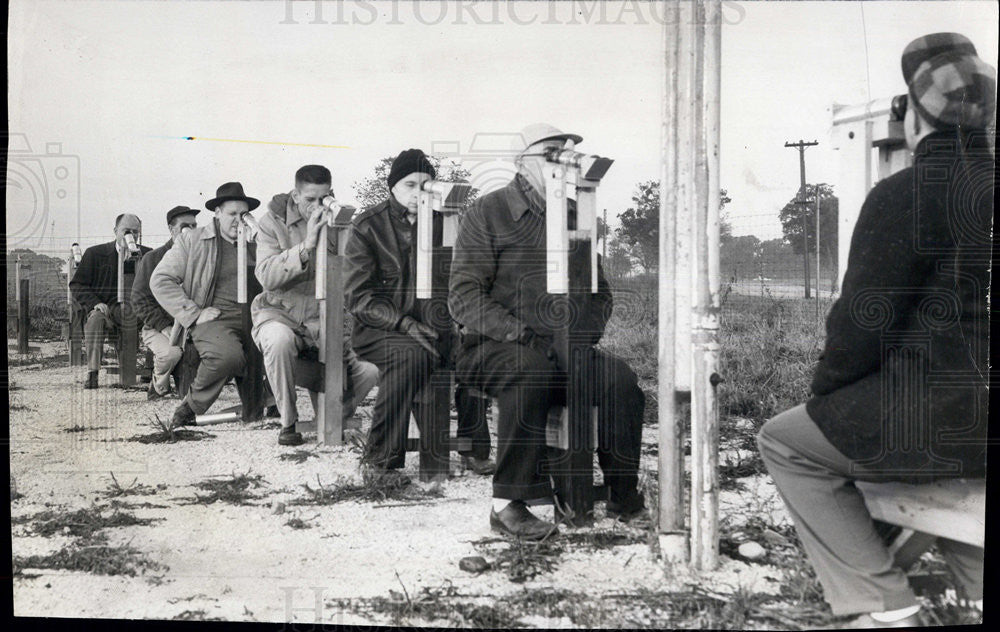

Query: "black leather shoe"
<box><xmin>607</xmin><ymin>496</ymin><xmax>649</xmax><ymax>523</ymax></box>
<box><xmin>278</xmin><ymin>426</ymin><xmax>304</xmax><ymax>446</ymax></box>
<box><xmin>170</xmin><ymin>402</ymin><xmax>196</xmax><ymax>429</ymax></box>
<box><xmin>490</xmin><ymin>500</ymin><xmax>559</xmax><ymax>541</ymax></box>
<box><xmin>462</xmin><ymin>455</ymin><xmax>496</xmax><ymax>476</ymax></box>
<box><xmin>83</xmin><ymin>371</ymin><xmax>99</xmax><ymax>390</ymax></box>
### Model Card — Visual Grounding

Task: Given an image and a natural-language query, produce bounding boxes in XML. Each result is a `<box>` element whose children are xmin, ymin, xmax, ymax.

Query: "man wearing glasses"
<box><xmin>131</xmin><ymin>205</ymin><xmax>200</xmax><ymax>400</ymax></box>
<box><xmin>70</xmin><ymin>213</ymin><xmax>152</xmax><ymax>389</ymax></box>
<box><xmin>151</xmin><ymin>182</ymin><xmax>260</xmax><ymax>429</ymax></box>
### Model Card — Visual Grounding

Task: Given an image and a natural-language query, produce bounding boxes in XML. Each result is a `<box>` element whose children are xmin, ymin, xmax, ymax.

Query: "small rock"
<box><xmin>738</xmin><ymin>541</ymin><xmax>766</xmax><ymax>560</ymax></box>
<box><xmin>271</xmin><ymin>501</ymin><xmax>286</xmax><ymax>515</ymax></box>
<box><xmin>459</xmin><ymin>556</ymin><xmax>491</xmax><ymax>574</ymax></box>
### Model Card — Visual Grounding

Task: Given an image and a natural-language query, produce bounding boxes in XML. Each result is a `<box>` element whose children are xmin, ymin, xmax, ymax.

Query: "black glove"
<box><xmin>517</xmin><ymin>327</ymin><xmax>556</xmax><ymax>361</ymax></box>
<box><xmin>398</xmin><ymin>315</ymin><xmax>440</xmax><ymax>359</ymax></box>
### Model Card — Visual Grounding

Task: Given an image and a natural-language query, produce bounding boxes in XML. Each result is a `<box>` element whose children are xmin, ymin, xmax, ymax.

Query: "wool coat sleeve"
<box><xmin>343</xmin><ymin>223</ymin><xmax>406</xmax><ymax>332</ymax></box>
<box><xmin>447</xmin><ymin>202</ymin><xmax>526</xmax><ymax>342</ymax></box>
<box><xmin>130</xmin><ymin>248</ymin><xmax>173</xmax><ymax>331</ymax></box>
<box><xmin>810</xmin><ymin>172</ymin><xmax>933</xmax><ymax>397</ymax></box>
<box><xmin>150</xmin><ymin>232</ymin><xmax>202</xmax><ymax>329</ymax></box>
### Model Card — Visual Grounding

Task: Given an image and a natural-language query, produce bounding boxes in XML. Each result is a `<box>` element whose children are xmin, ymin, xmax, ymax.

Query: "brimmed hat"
<box><xmin>511</xmin><ymin>123</ymin><xmax>583</xmax><ymax>155</ymax></box>
<box><xmin>901</xmin><ymin>33</ymin><xmax>996</xmax><ymax>130</ymax></box>
<box><xmin>387</xmin><ymin>149</ymin><xmax>437</xmax><ymax>191</ymax></box>
<box><xmin>166</xmin><ymin>205</ymin><xmax>199</xmax><ymax>225</ymax></box>
<box><xmin>206</xmin><ymin>182</ymin><xmax>260</xmax><ymax>211</ymax></box>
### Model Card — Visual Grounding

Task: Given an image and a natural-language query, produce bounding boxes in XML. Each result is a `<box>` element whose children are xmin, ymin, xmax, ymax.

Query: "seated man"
<box><xmin>344</xmin><ymin>149</ymin><xmax>494</xmax><ymax>484</ymax></box>
<box><xmin>251</xmin><ymin>164</ymin><xmax>379</xmax><ymax>447</ymax></box>
<box><xmin>131</xmin><ymin>205</ymin><xmax>199</xmax><ymax>400</ymax></box>
<box><xmin>449</xmin><ymin>124</ymin><xmax>646</xmax><ymax>540</ymax></box>
<box><xmin>69</xmin><ymin>213</ymin><xmax>151</xmax><ymax>389</ymax></box>
<box><xmin>151</xmin><ymin>182</ymin><xmax>260</xmax><ymax>429</ymax></box>
<box><xmin>758</xmin><ymin>34</ymin><xmax>991</xmax><ymax>628</ymax></box>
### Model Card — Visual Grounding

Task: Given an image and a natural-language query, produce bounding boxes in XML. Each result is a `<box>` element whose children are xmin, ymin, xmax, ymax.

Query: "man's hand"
<box><xmin>399</xmin><ymin>315</ymin><xmax>440</xmax><ymax>359</ymax></box>
<box><xmin>195</xmin><ymin>307</ymin><xmax>221</xmax><ymax>326</ymax></box>
<box><xmin>517</xmin><ymin>327</ymin><xmax>554</xmax><ymax>359</ymax></box>
<box><xmin>93</xmin><ymin>303</ymin><xmax>109</xmax><ymax>316</ymax></box>
<box><xmin>303</xmin><ymin>207</ymin><xmax>329</xmax><ymax>251</ymax></box>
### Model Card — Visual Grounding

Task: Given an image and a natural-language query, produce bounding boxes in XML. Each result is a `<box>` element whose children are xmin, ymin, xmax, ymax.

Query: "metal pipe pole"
<box><xmin>658</xmin><ymin>0</ymin><xmax>686</xmax><ymax>561</ymax></box>
<box><xmin>815</xmin><ymin>185</ymin><xmax>821</xmax><ymax>326</ymax></box>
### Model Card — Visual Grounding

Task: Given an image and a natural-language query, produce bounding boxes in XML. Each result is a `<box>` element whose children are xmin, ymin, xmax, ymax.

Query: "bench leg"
<box><xmin>118</xmin><ymin>322</ymin><xmax>138</xmax><ymax>387</ymax></box>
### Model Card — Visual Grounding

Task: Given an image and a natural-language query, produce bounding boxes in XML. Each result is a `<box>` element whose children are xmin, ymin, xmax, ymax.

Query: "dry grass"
<box><xmin>181</xmin><ymin>471</ymin><xmax>267</xmax><ymax>506</ymax></box>
<box><xmin>13</xmin><ymin>542</ymin><xmax>166</xmax><ymax>577</ymax></box>
<box><xmin>11</xmin><ymin>504</ymin><xmax>162</xmax><ymax>540</ymax></box>
<box><xmin>128</xmin><ymin>414</ymin><xmax>213</xmax><ymax>444</ymax></box>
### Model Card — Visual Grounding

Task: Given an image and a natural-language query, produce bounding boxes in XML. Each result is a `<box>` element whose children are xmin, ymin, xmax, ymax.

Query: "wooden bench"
<box><xmin>857</xmin><ymin>478</ymin><xmax>985</xmax><ymax>569</ymax></box>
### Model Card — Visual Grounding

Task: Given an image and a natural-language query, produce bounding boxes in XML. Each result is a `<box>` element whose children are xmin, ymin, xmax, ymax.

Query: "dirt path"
<box><xmin>10</xmin><ymin>342</ymin><xmax>790</xmax><ymax>626</ymax></box>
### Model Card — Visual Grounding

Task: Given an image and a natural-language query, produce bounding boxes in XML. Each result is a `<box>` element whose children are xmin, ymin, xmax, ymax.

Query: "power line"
<box><xmin>784</xmin><ymin>139</ymin><xmax>819</xmax><ymax>299</ymax></box>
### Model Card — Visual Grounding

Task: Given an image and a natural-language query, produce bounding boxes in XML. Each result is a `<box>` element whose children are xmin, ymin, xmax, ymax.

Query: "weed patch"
<box><xmin>290</xmin><ymin>473</ymin><xmax>441</xmax><ymax>507</ymax></box>
<box><xmin>278</xmin><ymin>449</ymin><xmax>317</xmax><ymax>464</ymax></box>
<box><xmin>183</xmin><ymin>472</ymin><xmax>267</xmax><ymax>506</ymax></box>
<box><xmin>12</xmin><ymin>505</ymin><xmax>161</xmax><ymax>540</ymax></box>
<box><xmin>101</xmin><ymin>472</ymin><xmax>157</xmax><ymax>499</ymax></box>
<box><xmin>13</xmin><ymin>543</ymin><xmax>165</xmax><ymax>577</ymax></box>
<box><xmin>127</xmin><ymin>414</ymin><xmax>213</xmax><ymax>444</ymax></box>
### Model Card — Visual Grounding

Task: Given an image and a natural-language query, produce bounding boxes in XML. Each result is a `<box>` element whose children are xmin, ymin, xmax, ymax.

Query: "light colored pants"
<box><xmin>757</xmin><ymin>404</ymin><xmax>983</xmax><ymax>616</ymax></box>
<box><xmin>141</xmin><ymin>325</ymin><xmax>183</xmax><ymax>395</ymax></box>
<box><xmin>254</xmin><ymin>320</ymin><xmax>379</xmax><ymax>430</ymax></box>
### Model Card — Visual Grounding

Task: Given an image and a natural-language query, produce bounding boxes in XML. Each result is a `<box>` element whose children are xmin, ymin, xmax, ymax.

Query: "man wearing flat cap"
<box><xmin>70</xmin><ymin>213</ymin><xmax>152</xmax><ymax>389</ymax></box>
<box><xmin>131</xmin><ymin>205</ymin><xmax>200</xmax><ymax>400</ymax></box>
<box><xmin>758</xmin><ymin>33</ymin><xmax>994</xmax><ymax>628</ymax></box>
<box><xmin>252</xmin><ymin>164</ymin><xmax>379</xmax><ymax>447</ymax></box>
<box><xmin>344</xmin><ymin>149</ymin><xmax>494</xmax><ymax>485</ymax></box>
<box><xmin>449</xmin><ymin>123</ymin><xmax>646</xmax><ymax>540</ymax></box>
<box><xmin>151</xmin><ymin>182</ymin><xmax>260</xmax><ymax>429</ymax></box>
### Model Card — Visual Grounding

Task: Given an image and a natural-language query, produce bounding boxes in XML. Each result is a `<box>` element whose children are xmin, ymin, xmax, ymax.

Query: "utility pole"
<box><xmin>815</xmin><ymin>185</ymin><xmax>821</xmax><ymax>326</ymax></box>
<box><xmin>602</xmin><ymin>208</ymin><xmax>607</xmax><ymax>259</ymax></box>
<box><xmin>784</xmin><ymin>140</ymin><xmax>818</xmax><ymax>299</ymax></box>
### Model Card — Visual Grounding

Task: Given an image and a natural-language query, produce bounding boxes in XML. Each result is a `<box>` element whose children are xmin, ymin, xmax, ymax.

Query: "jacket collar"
<box><xmin>199</xmin><ymin>219</ymin><xmax>219</xmax><ymax>240</ymax></box>
<box><xmin>504</xmin><ymin>174</ymin><xmax>544</xmax><ymax>222</ymax></box>
<box><xmin>284</xmin><ymin>192</ymin><xmax>305</xmax><ymax>227</ymax></box>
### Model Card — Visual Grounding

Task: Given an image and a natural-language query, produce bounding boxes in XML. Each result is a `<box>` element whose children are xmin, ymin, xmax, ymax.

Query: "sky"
<box><xmin>7</xmin><ymin>0</ymin><xmax>998</xmax><ymax>252</ymax></box>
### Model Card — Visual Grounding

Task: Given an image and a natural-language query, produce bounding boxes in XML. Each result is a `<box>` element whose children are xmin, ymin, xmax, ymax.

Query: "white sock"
<box><xmin>492</xmin><ymin>498</ymin><xmax>513</xmax><ymax>512</ymax></box>
<box><xmin>870</xmin><ymin>605</ymin><xmax>920</xmax><ymax>622</ymax></box>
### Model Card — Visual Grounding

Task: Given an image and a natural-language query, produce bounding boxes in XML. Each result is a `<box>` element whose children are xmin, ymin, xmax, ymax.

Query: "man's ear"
<box><xmin>290</xmin><ymin>187</ymin><xmax>301</xmax><ymax>205</ymax></box>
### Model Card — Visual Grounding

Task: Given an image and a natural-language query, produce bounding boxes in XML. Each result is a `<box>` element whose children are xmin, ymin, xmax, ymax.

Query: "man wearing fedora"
<box><xmin>758</xmin><ymin>34</ymin><xmax>993</xmax><ymax>628</ymax></box>
<box><xmin>449</xmin><ymin>124</ymin><xmax>646</xmax><ymax>540</ymax></box>
<box><xmin>151</xmin><ymin>182</ymin><xmax>260</xmax><ymax>429</ymax></box>
<box><xmin>251</xmin><ymin>165</ymin><xmax>379</xmax><ymax>447</ymax></box>
<box><xmin>131</xmin><ymin>205</ymin><xmax>200</xmax><ymax>400</ymax></box>
<box><xmin>70</xmin><ymin>213</ymin><xmax>152</xmax><ymax>389</ymax></box>
<box><xmin>344</xmin><ymin>149</ymin><xmax>494</xmax><ymax>484</ymax></box>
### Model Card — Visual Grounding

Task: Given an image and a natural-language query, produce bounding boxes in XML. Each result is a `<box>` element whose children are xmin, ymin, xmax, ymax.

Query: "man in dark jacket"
<box><xmin>758</xmin><ymin>33</ymin><xmax>993</xmax><ymax>627</ymax></box>
<box><xmin>449</xmin><ymin>124</ymin><xmax>646</xmax><ymax>540</ymax></box>
<box><xmin>344</xmin><ymin>149</ymin><xmax>493</xmax><ymax>485</ymax></box>
<box><xmin>70</xmin><ymin>213</ymin><xmax>152</xmax><ymax>389</ymax></box>
<box><xmin>131</xmin><ymin>205</ymin><xmax>200</xmax><ymax>400</ymax></box>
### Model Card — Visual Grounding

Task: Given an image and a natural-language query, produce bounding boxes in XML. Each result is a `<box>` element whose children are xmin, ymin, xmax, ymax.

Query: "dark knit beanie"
<box><xmin>387</xmin><ymin>149</ymin><xmax>436</xmax><ymax>191</ymax></box>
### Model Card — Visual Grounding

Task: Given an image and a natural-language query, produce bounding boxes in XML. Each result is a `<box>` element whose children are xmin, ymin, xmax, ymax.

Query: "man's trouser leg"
<box><xmin>343</xmin><ymin>357</ymin><xmax>379</xmax><ymax>425</ymax></box>
<box><xmin>185</xmin><ymin>311</ymin><xmax>247</xmax><ymax>415</ymax></box>
<box><xmin>935</xmin><ymin>538</ymin><xmax>983</xmax><ymax>601</ymax></box>
<box><xmin>84</xmin><ymin>307</ymin><xmax>120</xmax><ymax>371</ymax></box>
<box><xmin>355</xmin><ymin>332</ymin><xmax>436</xmax><ymax>470</ymax></box>
<box><xmin>456</xmin><ymin>340</ymin><xmax>556</xmax><ymax>501</ymax></box>
<box><xmin>142</xmin><ymin>325</ymin><xmax>182</xmax><ymax>395</ymax></box>
<box><xmin>757</xmin><ymin>404</ymin><xmax>918</xmax><ymax>616</ymax></box>
<box><xmin>253</xmin><ymin>321</ymin><xmax>302</xmax><ymax>429</ymax></box>
<box><xmin>455</xmin><ymin>385</ymin><xmax>491</xmax><ymax>460</ymax></box>
<box><xmin>592</xmin><ymin>350</ymin><xmax>645</xmax><ymax>507</ymax></box>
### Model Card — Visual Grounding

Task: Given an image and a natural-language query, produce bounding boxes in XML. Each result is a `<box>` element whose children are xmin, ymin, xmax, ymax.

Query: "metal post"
<box><xmin>658</xmin><ymin>0</ymin><xmax>687</xmax><ymax>562</ymax></box>
<box><xmin>815</xmin><ymin>185</ymin><xmax>822</xmax><ymax>325</ymax></box>
<box><xmin>117</xmin><ymin>246</ymin><xmax>138</xmax><ymax>386</ymax></box>
<box><xmin>68</xmin><ymin>245</ymin><xmax>84</xmax><ymax>366</ymax></box>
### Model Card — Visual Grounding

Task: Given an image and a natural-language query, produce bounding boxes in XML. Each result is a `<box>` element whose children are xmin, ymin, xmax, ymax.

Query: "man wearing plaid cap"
<box><xmin>758</xmin><ymin>33</ymin><xmax>994</xmax><ymax>628</ymax></box>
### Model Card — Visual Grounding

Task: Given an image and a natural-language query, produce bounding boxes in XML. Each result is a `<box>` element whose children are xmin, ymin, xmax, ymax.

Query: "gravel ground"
<box><xmin>10</xmin><ymin>341</ymin><xmax>788</xmax><ymax>625</ymax></box>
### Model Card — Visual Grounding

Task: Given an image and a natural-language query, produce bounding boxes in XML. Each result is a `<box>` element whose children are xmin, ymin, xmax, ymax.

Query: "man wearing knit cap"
<box><xmin>251</xmin><ymin>165</ymin><xmax>379</xmax><ymax>447</ymax></box>
<box><xmin>131</xmin><ymin>205</ymin><xmax>200</xmax><ymax>400</ymax></box>
<box><xmin>758</xmin><ymin>33</ymin><xmax>993</xmax><ymax>628</ymax></box>
<box><xmin>449</xmin><ymin>123</ymin><xmax>647</xmax><ymax>540</ymax></box>
<box><xmin>344</xmin><ymin>149</ymin><xmax>494</xmax><ymax>484</ymax></box>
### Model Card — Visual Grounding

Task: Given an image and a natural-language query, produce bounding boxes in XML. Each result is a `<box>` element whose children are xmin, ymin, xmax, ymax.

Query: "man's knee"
<box><xmin>201</xmin><ymin>344</ymin><xmax>246</xmax><ymax>377</ymax></box>
<box><xmin>256</xmin><ymin>322</ymin><xmax>298</xmax><ymax>356</ymax></box>
<box><xmin>163</xmin><ymin>345</ymin><xmax>183</xmax><ymax>365</ymax></box>
<box><xmin>84</xmin><ymin>310</ymin><xmax>107</xmax><ymax>332</ymax></box>
<box><xmin>506</xmin><ymin>345</ymin><xmax>558</xmax><ymax>385</ymax></box>
<box><xmin>355</xmin><ymin>360</ymin><xmax>379</xmax><ymax>392</ymax></box>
